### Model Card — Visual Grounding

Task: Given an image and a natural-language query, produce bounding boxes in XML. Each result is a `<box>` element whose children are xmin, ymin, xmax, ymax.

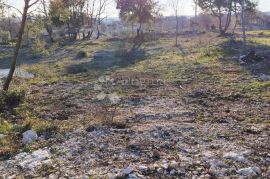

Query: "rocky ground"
<box><xmin>1</xmin><ymin>94</ymin><xmax>269</xmax><ymax>178</ymax></box>
<box><xmin>0</xmin><ymin>34</ymin><xmax>270</xmax><ymax>178</ymax></box>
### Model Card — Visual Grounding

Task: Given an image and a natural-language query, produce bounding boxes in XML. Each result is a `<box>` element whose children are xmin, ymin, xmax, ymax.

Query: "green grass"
<box><xmin>245</xmin><ymin>30</ymin><xmax>270</xmax><ymax>36</ymax></box>
<box><xmin>1</xmin><ymin>32</ymin><xmax>270</xmax><ymax>158</ymax></box>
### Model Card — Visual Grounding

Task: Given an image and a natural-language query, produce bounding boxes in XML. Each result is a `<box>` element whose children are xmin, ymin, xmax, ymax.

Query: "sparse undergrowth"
<box><xmin>0</xmin><ymin>31</ymin><xmax>270</xmax><ymax>178</ymax></box>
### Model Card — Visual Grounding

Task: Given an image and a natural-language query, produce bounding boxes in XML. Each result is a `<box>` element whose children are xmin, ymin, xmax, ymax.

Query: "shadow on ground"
<box><xmin>65</xmin><ymin>48</ymin><xmax>146</xmax><ymax>75</ymax></box>
<box><xmin>219</xmin><ymin>39</ymin><xmax>270</xmax><ymax>76</ymax></box>
<box><xmin>0</xmin><ymin>48</ymin><xmax>42</xmax><ymax>69</ymax></box>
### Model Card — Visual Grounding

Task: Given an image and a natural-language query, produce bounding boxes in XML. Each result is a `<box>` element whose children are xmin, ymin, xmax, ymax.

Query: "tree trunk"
<box><xmin>86</xmin><ymin>30</ymin><xmax>93</xmax><ymax>39</ymax></box>
<box><xmin>241</xmin><ymin>0</ymin><xmax>246</xmax><ymax>53</ymax></box>
<box><xmin>8</xmin><ymin>30</ymin><xmax>12</xmax><ymax>41</ymax></box>
<box><xmin>194</xmin><ymin>0</ymin><xmax>198</xmax><ymax>23</ymax></box>
<box><xmin>175</xmin><ymin>15</ymin><xmax>179</xmax><ymax>46</ymax></box>
<box><xmin>3</xmin><ymin>0</ymin><xmax>29</xmax><ymax>91</ymax></box>
<box><xmin>232</xmin><ymin>15</ymin><xmax>238</xmax><ymax>34</ymax></box>
<box><xmin>137</xmin><ymin>23</ymin><xmax>142</xmax><ymax>38</ymax></box>
<box><xmin>137</xmin><ymin>28</ymin><xmax>140</xmax><ymax>38</ymax></box>
<box><xmin>96</xmin><ymin>25</ymin><xmax>100</xmax><ymax>39</ymax></box>
<box><xmin>67</xmin><ymin>23</ymin><xmax>72</xmax><ymax>41</ymax></box>
<box><xmin>45</xmin><ymin>23</ymin><xmax>54</xmax><ymax>43</ymax></box>
<box><xmin>218</xmin><ymin>15</ymin><xmax>225</xmax><ymax>35</ymax></box>
<box><xmin>224</xmin><ymin>12</ymin><xmax>232</xmax><ymax>33</ymax></box>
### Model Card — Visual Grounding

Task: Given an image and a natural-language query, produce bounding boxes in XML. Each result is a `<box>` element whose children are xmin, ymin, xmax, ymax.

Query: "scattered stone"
<box><xmin>162</xmin><ymin>161</ymin><xmax>169</xmax><ymax>169</ymax></box>
<box><xmin>128</xmin><ymin>173</ymin><xmax>138</xmax><ymax>179</ymax></box>
<box><xmin>209</xmin><ymin>167</ymin><xmax>228</xmax><ymax>177</ymax></box>
<box><xmin>170</xmin><ymin>169</ymin><xmax>176</xmax><ymax>175</ymax></box>
<box><xmin>266</xmin><ymin>168</ymin><xmax>270</xmax><ymax>177</ymax></box>
<box><xmin>123</xmin><ymin>166</ymin><xmax>133</xmax><ymax>175</ymax></box>
<box><xmin>22</xmin><ymin>130</ymin><xmax>38</xmax><ymax>144</ymax></box>
<box><xmin>157</xmin><ymin>168</ymin><xmax>164</xmax><ymax>174</ymax></box>
<box><xmin>237</xmin><ymin>167</ymin><xmax>260</xmax><ymax>177</ymax></box>
<box><xmin>244</xmin><ymin>126</ymin><xmax>262</xmax><ymax>134</ymax></box>
<box><xmin>223</xmin><ymin>152</ymin><xmax>247</xmax><ymax>163</ymax></box>
<box><xmin>8</xmin><ymin>149</ymin><xmax>51</xmax><ymax>170</ymax></box>
<box><xmin>258</xmin><ymin>74</ymin><xmax>270</xmax><ymax>81</ymax></box>
<box><xmin>207</xmin><ymin>159</ymin><xmax>229</xmax><ymax>177</ymax></box>
<box><xmin>0</xmin><ymin>91</ymin><xmax>268</xmax><ymax>178</ymax></box>
<box><xmin>82</xmin><ymin>175</ymin><xmax>89</xmax><ymax>179</ymax></box>
<box><xmin>169</xmin><ymin>160</ymin><xmax>178</xmax><ymax>168</ymax></box>
<box><xmin>138</xmin><ymin>165</ymin><xmax>147</xmax><ymax>172</ymax></box>
<box><xmin>152</xmin><ymin>150</ymin><xmax>161</xmax><ymax>160</ymax></box>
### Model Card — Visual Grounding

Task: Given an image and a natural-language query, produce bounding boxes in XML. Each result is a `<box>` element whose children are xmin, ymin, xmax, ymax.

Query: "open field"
<box><xmin>0</xmin><ymin>31</ymin><xmax>270</xmax><ymax>178</ymax></box>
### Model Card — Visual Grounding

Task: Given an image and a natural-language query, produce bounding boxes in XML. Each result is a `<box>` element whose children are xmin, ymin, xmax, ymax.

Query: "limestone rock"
<box><xmin>9</xmin><ymin>149</ymin><xmax>51</xmax><ymax>171</ymax></box>
<box><xmin>22</xmin><ymin>130</ymin><xmax>38</xmax><ymax>144</ymax></box>
<box><xmin>237</xmin><ymin>167</ymin><xmax>260</xmax><ymax>177</ymax></box>
<box><xmin>138</xmin><ymin>165</ymin><xmax>147</xmax><ymax>172</ymax></box>
<box><xmin>223</xmin><ymin>152</ymin><xmax>247</xmax><ymax>163</ymax></box>
<box><xmin>123</xmin><ymin>166</ymin><xmax>133</xmax><ymax>175</ymax></box>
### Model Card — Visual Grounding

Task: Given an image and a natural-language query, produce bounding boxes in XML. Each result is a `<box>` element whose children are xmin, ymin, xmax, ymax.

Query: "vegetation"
<box><xmin>116</xmin><ymin>0</ymin><xmax>159</xmax><ymax>38</ymax></box>
<box><xmin>0</xmin><ymin>0</ymin><xmax>270</xmax><ymax>178</ymax></box>
<box><xmin>198</xmin><ymin>0</ymin><xmax>257</xmax><ymax>35</ymax></box>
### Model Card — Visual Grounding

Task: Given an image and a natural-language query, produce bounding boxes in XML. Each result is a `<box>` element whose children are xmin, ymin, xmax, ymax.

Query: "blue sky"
<box><xmin>7</xmin><ymin>0</ymin><xmax>270</xmax><ymax>16</ymax></box>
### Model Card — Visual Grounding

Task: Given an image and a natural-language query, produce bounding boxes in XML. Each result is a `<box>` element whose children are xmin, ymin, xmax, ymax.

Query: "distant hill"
<box><xmin>105</xmin><ymin>17</ymin><xmax>120</xmax><ymax>24</ymax></box>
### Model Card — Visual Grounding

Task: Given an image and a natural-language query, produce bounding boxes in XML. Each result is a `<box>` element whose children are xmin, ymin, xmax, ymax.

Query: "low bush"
<box><xmin>0</xmin><ymin>90</ymin><xmax>25</xmax><ymax>113</ymax></box>
<box><xmin>76</xmin><ymin>50</ymin><xmax>88</xmax><ymax>59</ymax></box>
<box><xmin>0</xmin><ymin>31</ymin><xmax>10</xmax><ymax>44</ymax></box>
<box><xmin>66</xmin><ymin>64</ymin><xmax>89</xmax><ymax>74</ymax></box>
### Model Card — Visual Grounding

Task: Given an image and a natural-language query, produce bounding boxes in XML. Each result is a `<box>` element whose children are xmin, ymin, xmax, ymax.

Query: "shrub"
<box><xmin>0</xmin><ymin>90</ymin><xmax>25</xmax><ymax>113</ymax></box>
<box><xmin>114</xmin><ymin>40</ymin><xmax>131</xmax><ymax>58</ymax></box>
<box><xmin>12</xmin><ymin>123</ymin><xmax>32</xmax><ymax>134</ymax></box>
<box><xmin>0</xmin><ymin>120</ymin><xmax>13</xmax><ymax>134</ymax></box>
<box><xmin>32</xmin><ymin>39</ymin><xmax>47</xmax><ymax>56</ymax></box>
<box><xmin>76</xmin><ymin>51</ymin><xmax>88</xmax><ymax>59</ymax></box>
<box><xmin>0</xmin><ymin>31</ymin><xmax>10</xmax><ymax>44</ymax></box>
<box><xmin>66</xmin><ymin>64</ymin><xmax>88</xmax><ymax>74</ymax></box>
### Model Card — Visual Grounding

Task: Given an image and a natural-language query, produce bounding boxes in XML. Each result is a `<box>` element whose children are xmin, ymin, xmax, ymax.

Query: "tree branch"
<box><xmin>0</xmin><ymin>3</ymin><xmax>23</xmax><ymax>15</ymax></box>
<box><xmin>29</xmin><ymin>0</ymin><xmax>40</xmax><ymax>8</ymax></box>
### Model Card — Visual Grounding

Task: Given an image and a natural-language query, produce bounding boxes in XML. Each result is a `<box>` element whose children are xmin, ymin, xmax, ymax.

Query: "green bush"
<box><xmin>0</xmin><ymin>31</ymin><xmax>10</xmax><ymax>44</ymax></box>
<box><xmin>0</xmin><ymin>120</ymin><xmax>13</xmax><ymax>134</ymax></box>
<box><xmin>66</xmin><ymin>64</ymin><xmax>88</xmax><ymax>74</ymax></box>
<box><xmin>76</xmin><ymin>51</ymin><xmax>88</xmax><ymax>59</ymax></box>
<box><xmin>32</xmin><ymin>39</ymin><xmax>47</xmax><ymax>56</ymax></box>
<box><xmin>0</xmin><ymin>90</ymin><xmax>25</xmax><ymax>113</ymax></box>
<box><xmin>11</xmin><ymin>123</ymin><xmax>32</xmax><ymax>134</ymax></box>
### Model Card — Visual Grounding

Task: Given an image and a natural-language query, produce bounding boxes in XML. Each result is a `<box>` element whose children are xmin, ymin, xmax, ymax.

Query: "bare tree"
<box><xmin>240</xmin><ymin>0</ymin><xmax>246</xmax><ymax>53</ymax></box>
<box><xmin>194</xmin><ymin>0</ymin><xmax>198</xmax><ymax>23</ymax></box>
<box><xmin>198</xmin><ymin>0</ymin><xmax>233</xmax><ymax>35</ymax></box>
<box><xmin>38</xmin><ymin>0</ymin><xmax>54</xmax><ymax>42</ymax></box>
<box><xmin>232</xmin><ymin>1</ymin><xmax>240</xmax><ymax>34</ymax></box>
<box><xmin>96</xmin><ymin>0</ymin><xmax>110</xmax><ymax>39</ymax></box>
<box><xmin>170</xmin><ymin>0</ymin><xmax>181</xmax><ymax>46</ymax></box>
<box><xmin>3</xmin><ymin>0</ymin><xmax>40</xmax><ymax>91</ymax></box>
<box><xmin>85</xmin><ymin>0</ymin><xmax>97</xmax><ymax>39</ymax></box>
